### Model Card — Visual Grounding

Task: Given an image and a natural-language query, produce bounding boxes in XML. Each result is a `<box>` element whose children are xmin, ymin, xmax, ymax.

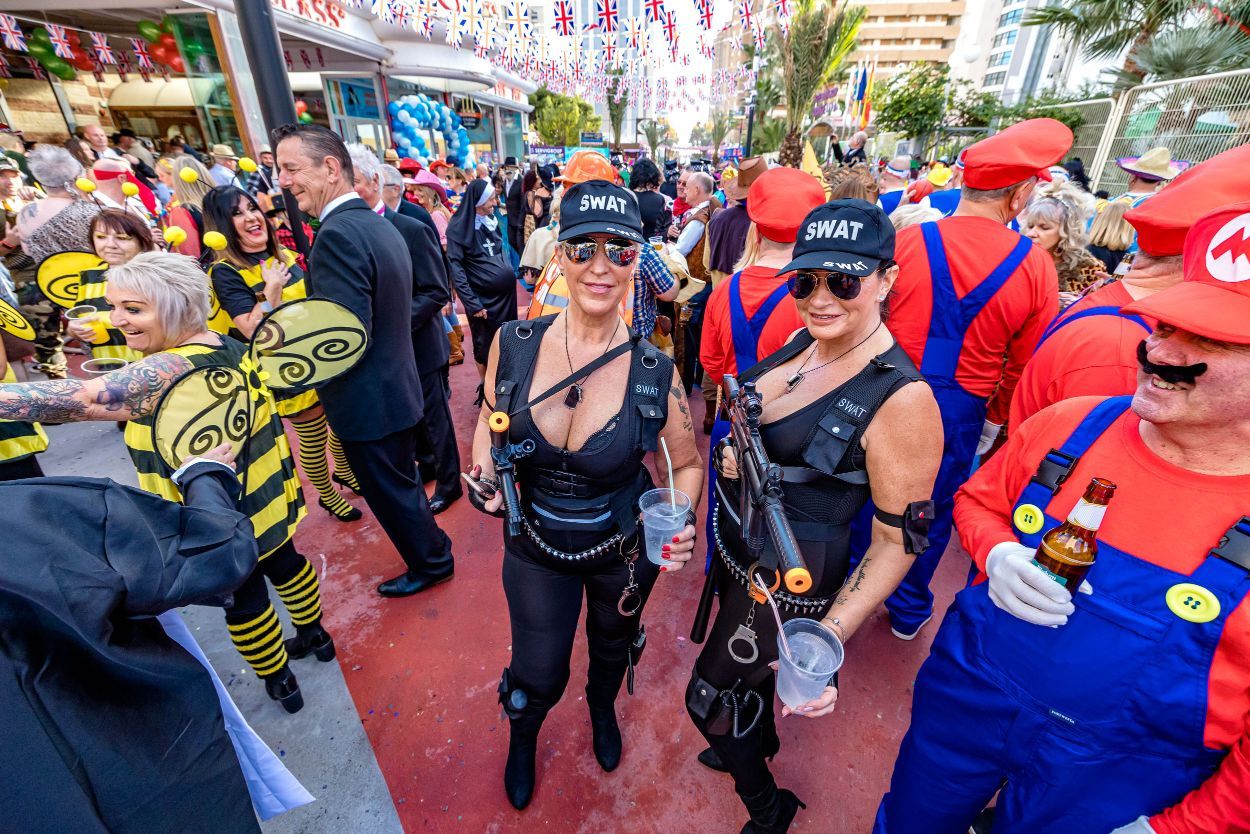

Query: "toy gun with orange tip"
<box><xmin>723</xmin><ymin>375</ymin><xmax>811</xmax><ymax>596</ymax></box>
<box><xmin>488</xmin><ymin>411</ymin><xmax>534</xmax><ymax>538</ymax></box>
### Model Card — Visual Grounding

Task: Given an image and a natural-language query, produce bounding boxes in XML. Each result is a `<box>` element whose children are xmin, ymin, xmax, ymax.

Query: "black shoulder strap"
<box><xmin>738</xmin><ymin>329</ymin><xmax>813</xmax><ymax>385</ymax></box>
<box><xmin>1212</xmin><ymin>517</ymin><xmax>1250</xmax><ymax>572</ymax></box>
<box><xmin>630</xmin><ymin>337</ymin><xmax>674</xmax><ymax>452</ymax></box>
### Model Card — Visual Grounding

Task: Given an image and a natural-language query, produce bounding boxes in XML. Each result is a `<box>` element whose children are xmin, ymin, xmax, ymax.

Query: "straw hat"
<box><xmin>1116</xmin><ymin>147</ymin><xmax>1190</xmax><ymax>182</ymax></box>
<box><xmin>210</xmin><ymin>143</ymin><xmax>238</xmax><ymax>160</ymax></box>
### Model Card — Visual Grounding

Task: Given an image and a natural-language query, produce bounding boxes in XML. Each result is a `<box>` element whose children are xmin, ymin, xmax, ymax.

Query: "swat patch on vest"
<box><xmin>836</xmin><ymin>397</ymin><xmax>867</xmax><ymax>419</ymax></box>
<box><xmin>634</xmin><ymin>383</ymin><xmax>660</xmax><ymax>398</ymax></box>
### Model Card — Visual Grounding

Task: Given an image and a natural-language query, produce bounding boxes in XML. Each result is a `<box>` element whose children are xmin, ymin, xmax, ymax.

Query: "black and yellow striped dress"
<box><xmin>123</xmin><ymin>336</ymin><xmax>306</xmax><ymax>559</ymax></box>
<box><xmin>0</xmin><ymin>365</ymin><xmax>48</xmax><ymax>462</ymax></box>
<box><xmin>75</xmin><ymin>267</ymin><xmax>144</xmax><ymax>364</ymax></box>
<box><xmin>207</xmin><ymin>249</ymin><xmax>318</xmax><ymax>418</ymax></box>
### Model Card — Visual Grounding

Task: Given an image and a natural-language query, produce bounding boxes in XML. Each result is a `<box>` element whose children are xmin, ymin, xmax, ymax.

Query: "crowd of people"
<box><xmin>0</xmin><ymin>114</ymin><xmax>1247</xmax><ymax>834</ymax></box>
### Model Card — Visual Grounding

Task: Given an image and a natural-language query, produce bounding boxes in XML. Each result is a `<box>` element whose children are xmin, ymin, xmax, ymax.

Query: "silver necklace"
<box><xmin>562</xmin><ymin>316</ymin><xmax>621</xmax><ymax>409</ymax></box>
<box><xmin>784</xmin><ymin>321</ymin><xmax>884</xmax><ymax>394</ymax></box>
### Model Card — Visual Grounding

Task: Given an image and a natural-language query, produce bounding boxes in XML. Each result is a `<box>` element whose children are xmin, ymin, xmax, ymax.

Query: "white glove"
<box><xmin>985</xmin><ymin>541</ymin><xmax>1076</xmax><ymax>626</ymax></box>
<box><xmin>976</xmin><ymin>421</ymin><xmax>1003</xmax><ymax>456</ymax></box>
<box><xmin>1109</xmin><ymin>817</ymin><xmax>1157</xmax><ymax>834</ymax></box>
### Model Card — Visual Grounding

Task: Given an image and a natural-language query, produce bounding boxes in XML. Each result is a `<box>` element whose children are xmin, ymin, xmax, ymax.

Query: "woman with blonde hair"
<box><xmin>1086</xmin><ymin>199</ymin><xmax>1134</xmax><ymax>272</ymax></box>
<box><xmin>161</xmin><ymin>155</ymin><xmax>215</xmax><ymax>259</ymax></box>
<box><xmin>1020</xmin><ymin>181</ymin><xmax>1102</xmax><ymax>306</ymax></box>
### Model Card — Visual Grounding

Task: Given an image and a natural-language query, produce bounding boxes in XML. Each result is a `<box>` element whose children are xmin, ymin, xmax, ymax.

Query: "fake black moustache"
<box><xmin>1137</xmin><ymin>340</ymin><xmax>1208</xmax><ymax>386</ymax></box>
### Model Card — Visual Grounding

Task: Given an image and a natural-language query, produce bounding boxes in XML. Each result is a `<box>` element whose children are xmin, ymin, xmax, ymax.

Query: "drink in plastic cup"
<box><xmin>67</xmin><ymin>304</ymin><xmax>109</xmax><ymax>345</ymax></box>
<box><xmin>775</xmin><ymin>618</ymin><xmax>844</xmax><ymax>710</ymax></box>
<box><xmin>649</xmin><ymin>236</ymin><xmax>664</xmax><ymax>252</ymax></box>
<box><xmin>639</xmin><ymin>487</ymin><xmax>691</xmax><ymax>565</ymax></box>
<box><xmin>81</xmin><ymin>357</ymin><xmax>129</xmax><ymax>376</ymax></box>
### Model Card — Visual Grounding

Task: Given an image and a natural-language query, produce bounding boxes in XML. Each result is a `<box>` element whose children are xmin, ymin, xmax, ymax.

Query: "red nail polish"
<box><xmin>660</xmin><ymin>566</ymin><xmax>668</xmax><ymax>572</ymax></box>
<box><xmin>672</xmin><ymin>535</ymin><xmax>680</xmax><ymax>543</ymax></box>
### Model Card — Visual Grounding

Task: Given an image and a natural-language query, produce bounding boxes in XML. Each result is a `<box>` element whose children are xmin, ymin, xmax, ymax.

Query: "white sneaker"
<box><xmin>890</xmin><ymin>615</ymin><xmax>933</xmax><ymax>641</ymax></box>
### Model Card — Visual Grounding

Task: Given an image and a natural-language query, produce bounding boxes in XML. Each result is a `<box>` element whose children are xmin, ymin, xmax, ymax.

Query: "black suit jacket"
<box><xmin>504</xmin><ymin>175</ymin><xmax>525</xmax><ymax>221</ymax></box>
<box><xmin>383</xmin><ymin>206</ymin><xmax>451</xmax><ymax>372</ymax></box>
<box><xmin>309</xmin><ymin>197</ymin><xmax>423</xmax><ymax>440</ymax></box>
<box><xmin>396</xmin><ymin>198</ymin><xmax>436</xmax><ymax>234</ymax></box>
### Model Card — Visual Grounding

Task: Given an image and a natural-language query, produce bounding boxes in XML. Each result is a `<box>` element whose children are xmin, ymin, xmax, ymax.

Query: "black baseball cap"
<box><xmin>780</xmin><ymin>198</ymin><xmax>895</xmax><ymax>277</ymax></box>
<box><xmin>558</xmin><ymin>180</ymin><xmax>645</xmax><ymax>245</ymax></box>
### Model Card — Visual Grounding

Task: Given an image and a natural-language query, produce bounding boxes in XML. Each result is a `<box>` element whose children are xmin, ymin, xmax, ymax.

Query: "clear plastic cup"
<box><xmin>639</xmin><ymin>487</ymin><xmax>691</xmax><ymax>565</ymax></box>
<box><xmin>81</xmin><ymin>357</ymin><xmax>129</xmax><ymax>376</ymax></box>
<box><xmin>775</xmin><ymin>618</ymin><xmax>844</xmax><ymax>709</ymax></box>
<box><xmin>649</xmin><ymin>236</ymin><xmax>664</xmax><ymax>252</ymax></box>
<box><xmin>67</xmin><ymin>304</ymin><xmax>109</xmax><ymax>345</ymax></box>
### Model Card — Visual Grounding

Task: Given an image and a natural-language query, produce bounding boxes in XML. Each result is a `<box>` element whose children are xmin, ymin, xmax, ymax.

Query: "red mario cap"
<box><xmin>1123</xmin><ymin>201</ymin><xmax>1250</xmax><ymax>344</ymax></box>
<box><xmin>1125</xmin><ymin>143</ymin><xmax>1250</xmax><ymax>257</ymax></box>
<box><xmin>961</xmin><ymin>118</ymin><xmax>1073</xmax><ymax>190</ymax></box>
<box><xmin>747</xmin><ymin>168</ymin><xmax>827</xmax><ymax>243</ymax></box>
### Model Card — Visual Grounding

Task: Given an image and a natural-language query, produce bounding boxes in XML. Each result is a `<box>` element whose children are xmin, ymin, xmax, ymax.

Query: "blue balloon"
<box><xmin>396</xmin><ymin>135</ymin><xmax>411</xmax><ymax>149</ymax></box>
<box><xmin>387</xmin><ymin>101</ymin><xmax>400</xmax><ymax>116</ymax></box>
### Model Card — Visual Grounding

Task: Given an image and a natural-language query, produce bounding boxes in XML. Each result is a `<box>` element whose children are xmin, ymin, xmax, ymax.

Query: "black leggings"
<box><xmin>224</xmin><ymin>539</ymin><xmax>321</xmax><ymax>678</ymax></box>
<box><xmin>0</xmin><ymin>455</ymin><xmax>43</xmax><ymax>482</ymax></box>
<box><xmin>503</xmin><ymin>532</ymin><xmax>661</xmax><ymax>713</ymax></box>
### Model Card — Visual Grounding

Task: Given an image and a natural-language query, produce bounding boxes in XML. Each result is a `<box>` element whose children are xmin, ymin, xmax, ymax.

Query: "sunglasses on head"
<box><xmin>560</xmin><ymin>236</ymin><xmax>640</xmax><ymax>267</ymax></box>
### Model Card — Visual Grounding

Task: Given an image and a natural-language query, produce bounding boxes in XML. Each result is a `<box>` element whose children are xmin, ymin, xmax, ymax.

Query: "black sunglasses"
<box><xmin>560</xmin><ymin>236</ymin><xmax>640</xmax><ymax>267</ymax></box>
<box><xmin>787</xmin><ymin>270</ymin><xmax>865</xmax><ymax>300</ymax></box>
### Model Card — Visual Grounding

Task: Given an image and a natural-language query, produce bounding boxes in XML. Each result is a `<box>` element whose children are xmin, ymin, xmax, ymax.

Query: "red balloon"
<box><xmin>294</xmin><ymin>100</ymin><xmax>308</xmax><ymax>115</ymax></box>
<box><xmin>169</xmin><ymin>55</ymin><xmax>185</xmax><ymax>73</ymax></box>
<box><xmin>150</xmin><ymin>44</ymin><xmax>172</xmax><ymax>64</ymax></box>
<box><xmin>68</xmin><ymin>30</ymin><xmax>81</xmax><ymax>46</ymax></box>
<box><xmin>71</xmin><ymin>51</ymin><xmax>94</xmax><ymax>71</ymax></box>
<box><xmin>158</xmin><ymin>32</ymin><xmax>176</xmax><ymax>48</ymax></box>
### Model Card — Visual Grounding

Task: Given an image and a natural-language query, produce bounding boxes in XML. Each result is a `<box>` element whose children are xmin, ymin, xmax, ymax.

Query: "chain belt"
<box><xmin>713</xmin><ymin>509</ymin><xmax>831</xmax><ymax>614</ymax></box>
<box><xmin>520</xmin><ymin>514</ymin><xmax>631</xmax><ymax>561</ymax></box>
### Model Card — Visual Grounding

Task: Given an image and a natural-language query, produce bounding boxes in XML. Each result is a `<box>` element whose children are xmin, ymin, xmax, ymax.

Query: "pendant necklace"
<box><xmin>784</xmin><ymin>320</ymin><xmax>884</xmax><ymax>394</ymax></box>
<box><xmin>563</xmin><ymin>317</ymin><xmax>622</xmax><ymax>408</ymax></box>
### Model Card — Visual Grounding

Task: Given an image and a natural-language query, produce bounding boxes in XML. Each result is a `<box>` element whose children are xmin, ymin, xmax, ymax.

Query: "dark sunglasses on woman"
<box><xmin>560</xmin><ymin>236</ymin><xmax>641</xmax><ymax>267</ymax></box>
<box><xmin>787</xmin><ymin>261</ymin><xmax>894</xmax><ymax>301</ymax></box>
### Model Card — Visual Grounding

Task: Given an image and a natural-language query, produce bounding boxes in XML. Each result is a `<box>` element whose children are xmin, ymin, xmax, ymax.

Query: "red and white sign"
<box><xmin>271</xmin><ymin>0</ymin><xmax>348</xmax><ymax>29</ymax></box>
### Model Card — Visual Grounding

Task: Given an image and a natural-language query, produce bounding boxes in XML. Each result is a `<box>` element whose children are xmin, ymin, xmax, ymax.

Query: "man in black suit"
<box><xmin>501</xmin><ymin>156</ymin><xmax>525</xmax><ymax>261</ymax></box>
<box><xmin>381</xmin><ymin>162</ymin><xmax>438</xmax><ymax>232</ymax></box>
<box><xmin>350</xmin><ymin>144</ymin><xmax>462</xmax><ymax>513</ymax></box>
<box><xmin>273</xmin><ymin>123</ymin><xmax>453</xmax><ymax>597</ymax></box>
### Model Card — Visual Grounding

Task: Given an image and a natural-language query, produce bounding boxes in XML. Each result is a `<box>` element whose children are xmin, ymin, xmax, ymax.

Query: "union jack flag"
<box><xmin>131</xmin><ymin>37</ymin><xmax>154</xmax><ymax>69</ymax></box>
<box><xmin>385</xmin><ymin>0</ymin><xmax>411</xmax><ymax>28</ymax></box>
<box><xmin>89</xmin><ymin>31</ymin><xmax>116</xmax><ymax>64</ymax></box>
<box><xmin>661</xmin><ymin>9</ymin><xmax>677</xmax><ymax>43</ymax></box>
<box><xmin>602</xmin><ymin>38</ymin><xmax>617</xmax><ymax>66</ymax></box>
<box><xmin>46</xmin><ymin>24</ymin><xmax>74</xmax><ymax>59</ymax></box>
<box><xmin>622</xmin><ymin>16</ymin><xmax>644</xmax><ymax>47</ymax></box>
<box><xmin>738</xmin><ymin>0</ymin><xmax>754</xmax><ymax>30</ymax></box>
<box><xmin>752</xmin><ymin>21</ymin><xmax>766</xmax><ymax>49</ymax></box>
<box><xmin>505</xmin><ymin>0</ymin><xmax>532</xmax><ymax>39</ymax></box>
<box><xmin>695</xmin><ymin>0</ymin><xmax>714</xmax><ymax>30</ymax></box>
<box><xmin>643</xmin><ymin>0</ymin><xmax>665</xmax><ymax>24</ymax></box>
<box><xmin>595</xmin><ymin>0</ymin><xmax>618</xmax><ymax>34</ymax></box>
<box><xmin>552</xmin><ymin>0</ymin><xmax>575</xmax><ymax>36</ymax></box>
<box><xmin>0</xmin><ymin>15</ymin><xmax>25</xmax><ymax>52</ymax></box>
<box><xmin>773</xmin><ymin>0</ymin><xmax>791</xmax><ymax>17</ymax></box>
<box><xmin>25</xmin><ymin>57</ymin><xmax>45</xmax><ymax>80</ymax></box>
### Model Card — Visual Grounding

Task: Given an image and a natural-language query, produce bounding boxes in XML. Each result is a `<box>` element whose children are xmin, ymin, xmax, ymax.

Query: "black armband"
<box><xmin>874</xmin><ymin>500</ymin><xmax>935</xmax><ymax>555</ymax></box>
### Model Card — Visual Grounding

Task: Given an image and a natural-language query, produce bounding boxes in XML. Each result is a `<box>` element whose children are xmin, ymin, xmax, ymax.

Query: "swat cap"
<box><xmin>557</xmin><ymin>179</ymin><xmax>645</xmax><ymax>244</ymax></box>
<box><xmin>780</xmin><ymin>198</ymin><xmax>895</xmax><ymax>277</ymax></box>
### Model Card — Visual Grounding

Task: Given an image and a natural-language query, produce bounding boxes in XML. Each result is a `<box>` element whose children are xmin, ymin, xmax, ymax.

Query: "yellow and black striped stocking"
<box><xmin>273</xmin><ymin>560</ymin><xmax>323</xmax><ymax>627</ymax></box>
<box><xmin>326</xmin><ymin>428</ymin><xmax>361</xmax><ymax>492</ymax></box>
<box><xmin>291</xmin><ymin>413</ymin><xmax>357</xmax><ymax>519</ymax></box>
<box><xmin>226</xmin><ymin>604</ymin><xmax>288</xmax><ymax>678</ymax></box>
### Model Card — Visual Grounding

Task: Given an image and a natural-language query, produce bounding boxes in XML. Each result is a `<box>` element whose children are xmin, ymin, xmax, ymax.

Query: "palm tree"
<box><xmin>639</xmin><ymin>118</ymin><xmax>668</xmax><ymax>160</ymax></box>
<box><xmin>709</xmin><ymin>111</ymin><xmax>734</xmax><ymax>163</ymax></box>
<box><xmin>1106</xmin><ymin>23</ymin><xmax>1250</xmax><ymax>85</ymax></box>
<box><xmin>750</xmin><ymin>116</ymin><xmax>788</xmax><ymax>155</ymax></box>
<box><xmin>775</xmin><ymin>0</ymin><xmax>866</xmax><ymax>167</ymax></box>
<box><xmin>606</xmin><ymin>70</ymin><xmax>628</xmax><ymax>149</ymax></box>
<box><xmin>1025</xmin><ymin>0</ymin><xmax>1188</xmax><ymax>81</ymax></box>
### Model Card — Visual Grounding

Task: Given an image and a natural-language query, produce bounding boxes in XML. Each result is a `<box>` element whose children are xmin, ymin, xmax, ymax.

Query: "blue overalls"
<box><xmin>704</xmin><ymin>271</ymin><xmax>792</xmax><ymax>568</ymax></box>
<box><xmin>876</xmin><ymin>397</ymin><xmax>1249</xmax><ymax>833</ymax></box>
<box><xmin>877</xmin><ymin>223</ymin><xmax>1034</xmax><ymax>634</ymax></box>
<box><xmin>1032</xmin><ymin>303</ymin><xmax>1151</xmax><ymax>356</ymax></box>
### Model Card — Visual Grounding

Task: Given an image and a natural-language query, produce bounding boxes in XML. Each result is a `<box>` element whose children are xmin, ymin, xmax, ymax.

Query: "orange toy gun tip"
<box><xmin>489</xmin><ymin>411</ymin><xmax>510</xmax><ymax>432</ymax></box>
<box><xmin>784</xmin><ymin>567</ymin><xmax>812</xmax><ymax>594</ymax></box>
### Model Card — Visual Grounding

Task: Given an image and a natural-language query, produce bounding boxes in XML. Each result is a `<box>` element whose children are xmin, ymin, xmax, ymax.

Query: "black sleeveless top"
<box><xmin>494</xmin><ymin>315</ymin><xmax>673</xmax><ymax>548</ymax></box>
<box><xmin>718</xmin><ymin>333</ymin><xmax>922</xmax><ymax>596</ymax></box>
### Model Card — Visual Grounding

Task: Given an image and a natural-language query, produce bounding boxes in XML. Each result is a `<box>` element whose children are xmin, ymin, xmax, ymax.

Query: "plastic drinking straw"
<box><xmin>660</xmin><ymin>436</ymin><xmax>676</xmax><ymax>511</ymax></box>
<box><xmin>753</xmin><ymin>573</ymin><xmax>793</xmax><ymax>663</ymax></box>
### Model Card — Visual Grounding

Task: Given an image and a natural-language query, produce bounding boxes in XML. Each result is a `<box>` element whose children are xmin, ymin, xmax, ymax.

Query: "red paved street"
<box><xmin>295</xmin><ymin>309</ymin><xmax>968</xmax><ymax>833</ymax></box>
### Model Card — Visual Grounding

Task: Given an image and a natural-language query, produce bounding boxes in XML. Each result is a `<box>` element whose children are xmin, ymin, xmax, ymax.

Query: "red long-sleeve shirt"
<box><xmin>955</xmin><ymin>397</ymin><xmax>1250</xmax><ymax>834</ymax></box>
<box><xmin>1008</xmin><ymin>282</ymin><xmax>1153</xmax><ymax>426</ymax></box>
<box><xmin>889</xmin><ymin>216</ymin><xmax>1058</xmax><ymax>425</ymax></box>
<box><xmin>700</xmin><ymin>265</ymin><xmax>805</xmax><ymax>385</ymax></box>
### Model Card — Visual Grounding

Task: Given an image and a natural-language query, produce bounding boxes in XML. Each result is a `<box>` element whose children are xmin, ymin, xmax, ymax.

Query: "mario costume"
<box><xmin>874</xmin><ymin>118</ymin><xmax>1070</xmax><ymax>637</ymax></box>
<box><xmin>876</xmin><ymin>202</ymin><xmax>1250</xmax><ymax>834</ymax></box>
<box><xmin>1010</xmin><ymin>143</ymin><xmax>1250</xmax><ymax>427</ymax></box>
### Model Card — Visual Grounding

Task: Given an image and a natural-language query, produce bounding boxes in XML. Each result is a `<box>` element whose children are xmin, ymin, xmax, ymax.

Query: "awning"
<box><xmin>473</xmin><ymin>89</ymin><xmax>533</xmax><ymax>114</ymax></box>
<box><xmin>107</xmin><ymin>78</ymin><xmax>220</xmax><ymax>109</ymax></box>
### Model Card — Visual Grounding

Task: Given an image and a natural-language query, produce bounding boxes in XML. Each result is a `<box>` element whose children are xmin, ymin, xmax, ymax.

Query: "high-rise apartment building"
<box><xmin>950</xmin><ymin>0</ymin><xmax>1077</xmax><ymax>102</ymax></box>
<box><xmin>849</xmin><ymin>0</ymin><xmax>967</xmax><ymax>77</ymax></box>
<box><xmin>574</xmin><ymin>0</ymin><xmax>654</xmax><ymax>145</ymax></box>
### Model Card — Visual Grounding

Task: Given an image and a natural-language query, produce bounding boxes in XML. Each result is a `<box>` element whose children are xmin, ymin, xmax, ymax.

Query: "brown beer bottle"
<box><xmin>1032</xmin><ymin>478</ymin><xmax>1117</xmax><ymax>589</ymax></box>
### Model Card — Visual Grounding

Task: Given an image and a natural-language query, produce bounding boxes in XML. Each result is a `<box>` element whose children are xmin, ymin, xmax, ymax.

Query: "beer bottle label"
<box><xmin>1032</xmin><ymin>558</ymin><xmax>1070</xmax><ymax>587</ymax></box>
<box><xmin>1067</xmin><ymin>497</ymin><xmax>1106</xmax><ymax>531</ymax></box>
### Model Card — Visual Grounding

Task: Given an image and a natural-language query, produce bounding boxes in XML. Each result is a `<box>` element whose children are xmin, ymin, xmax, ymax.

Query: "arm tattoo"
<box><xmin>833</xmin><ymin>557</ymin><xmax>871</xmax><ymax>608</ymax></box>
<box><xmin>19</xmin><ymin>202</ymin><xmax>38</xmax><ymax>222</ymax></box>
<box><xmin>0</xmin><ymin>378</ymin><xmax>90</xmax><ymax>422</ymax></box>
<box><xmin>671</xmin><ymin>383</ymin><xmax>693</xmax><ymax>432</ymax></box>
<box><xmin>94</xmin><ymin>353</ymin><xmax>191</xmax><ymax>417</ymax></box>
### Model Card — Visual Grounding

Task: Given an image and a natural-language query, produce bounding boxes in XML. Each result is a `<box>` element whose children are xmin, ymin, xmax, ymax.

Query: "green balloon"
<box><xmin>137</xmin><ymin>19</ymin><xmax>163</xmax><ymax>45</ymax></box>
<box><xmin>25</xmin><ymin>39</ymin><xmax>53</xmax><ymax>58</ymax></box>
<box><xmin>43</xmin><ymin>56</ymin><xmax>76</xmax><ymax>80</ymax></box>
<box><xmin>298</xmin><ymin>112</ymin><xmax>314</xmax><ymax>124</ymax></box>
<box><xmin>160</xmin><ymin>15</ymin><xmax>177</xmax><ymax>33</ymax></box>
<box><xmin>31</xmin><ymin>27</ymin><xmax>51</xmax><ymax>43</ymax></box>
<box><xmin>182</xmin><ymin>41</ymin><xmax>205</xmax><ymax>59</ymax></box>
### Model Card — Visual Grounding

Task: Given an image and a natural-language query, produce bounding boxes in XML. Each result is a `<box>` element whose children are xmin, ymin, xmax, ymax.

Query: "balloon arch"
<box><xmin>387</xmin><ymin>94</ymin><xmax>475</xmax><ymax>169</ymax></box>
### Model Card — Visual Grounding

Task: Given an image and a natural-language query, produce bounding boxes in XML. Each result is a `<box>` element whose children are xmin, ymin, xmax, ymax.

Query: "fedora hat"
<box><xmin>210</xmin><ymin>143</ymin><xmax>238</xmax><ymax>160</ymax></box>
<box><xmin>722</xmin><ymin>156</ymin><xmax>766</xmax><ymax>202</ymax></box>
<box><xmin>1116</xmin><ymin>147</ymin><xmax>1190</xmax><ymax>182</ymax></box>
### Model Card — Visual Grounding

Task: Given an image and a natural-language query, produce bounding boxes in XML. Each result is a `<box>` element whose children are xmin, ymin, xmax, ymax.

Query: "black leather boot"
<box><xmin>587</xmin><ymin>700</ymin><xmax>622</xmax><ymax>772</ymax></box>
<box><xmin>504</xmin><ymin>711</ymin><xmax>545</xmax><ymax>810</ymax></box>
<box><xmin>284</xmin><ymin>622</ymin><xmax>336</xmax><ymax>662</ymax></box>
<box><xmin>738</xmin><ymin>784</ymin><xmax>806</xmax><ymax>834</ymax></box>
<box><xmin>697</xmin><ymin>722</ymin><xmax>780</xmax><ymax>772</ymax></box>
<box><xmin>263</xmin><ymin>664</ymin><xmax>304</xmax><ymax>714</ymax></box>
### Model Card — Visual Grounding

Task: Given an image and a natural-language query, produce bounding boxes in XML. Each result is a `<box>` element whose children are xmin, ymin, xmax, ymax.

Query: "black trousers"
<box><xmin>0</xmin><ymin>455</ymin><xmax>43</xmax><ymax>482</ymax></box>
<box><xmin>415</xmin><ymin>363</ymin><xmax>460</xmax><ymax>499</ymax></box>
<box><xmin>340</xmin><ymin>425</ymin><xmax>453</xmax><ymax>576</ymax></box>
<box><xmin>227</xmin><ymin>539</ymin><xmax>310</xmax><ymax>622</ymax></box>
<box><xmin>503</xmin><ymin>532</ymin><xmax>659</xmax><ymax>713</ymax></box>
<box><xmin>508</xmin><ymin>222</ymin><xmax>524</xmax><ymax>260</ymax></box>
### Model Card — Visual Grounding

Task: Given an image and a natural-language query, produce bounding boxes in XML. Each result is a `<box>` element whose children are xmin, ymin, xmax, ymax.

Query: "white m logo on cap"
<box><xmin>1206</xmin><ymin>213</ymin><xmax>1250</xmax><ymax>283</ymax></box>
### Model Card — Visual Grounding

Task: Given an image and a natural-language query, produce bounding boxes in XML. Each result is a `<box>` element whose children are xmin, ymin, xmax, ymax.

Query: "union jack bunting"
<box><xmin>89</xmin><ymin>31</ymin><xmax>116</xmax><ymax>64</ymax></box>
<box><xmin>46</xmin><ymin>24</ymin><xmax>74</xmax><ymax>59</ymax></box>
<box><xmin>695</xmin><ymin>0</ymin><xmax>715</xmax><ymax>30</ymax></box>
<box><xmin>131</xmin><ymin>37</ymin><xmax>154</xmax><ymax>69</ymax></box>
<box><xmin>0</xmin><ymin>15</ymin><xmax>25</xmax><ymax>52</ymax></box>
<box><xmin>738</xmin><ymin>0</ymin><xmax>754</xmax><ymax>31</ymax></box>
<box><xmin>643</xmin><ymin>0</ymin><xmax>666</xmax><ymax>24</ymax></box>
<box><xmin>661</xmin><ymin>9</ymin><xmax>677</xmax><ymax>43</ymax></box>
<box><xmin>595</xmin><ymin>0</ymin><xmax>619</xmax><ymax>34</ymax></box>
<box><xmin>623</xmin><ymin>16</ymin><xmax>644</xmax><ymax>47</ymax></box>
<box><xmin>505</xmin><ymin>0</ymin><xmax>532</xmax><ymax>39</ymax></box>
<box><xmin>25</xmin><ymin>57</ymin><xmax>45</xmax><ymax>80</ymax></box>
<box><xmin>386</xmin><ymin>0</ymin><xmax>411</xmax><ymax>28</ymax></box>
<box><xmin>752</xmin><ymin>21</ymin><xmax>766</xmax><ymax>49</ymax></box>
<box><xmin>602</xmin><ymin>38</ymin><xmax>617</xmax><ymax>66</ymax></box>
<box><xmin>773</xmin><ymin>0</ymin><xmax>791</xmax><ymax>17</ymax></box>
<box><xmin>552</xmin><ymin>0</ymin><xmax>575</xmax><ymax>36</ymax></box>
